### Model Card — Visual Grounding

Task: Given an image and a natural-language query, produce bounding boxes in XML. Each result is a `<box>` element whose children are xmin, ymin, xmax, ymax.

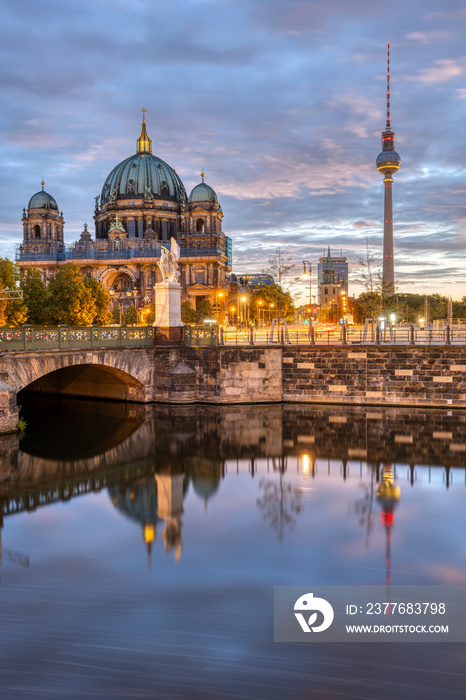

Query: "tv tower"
<box><xmin>376</xmin><ymin>43</ymin><xmax>401</xmax><ymax>294</ymax></box>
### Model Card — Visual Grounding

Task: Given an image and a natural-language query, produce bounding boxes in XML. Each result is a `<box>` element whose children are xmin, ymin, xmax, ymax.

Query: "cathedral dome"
<box><xmin>100</xmin><ymin>119</ymin><xmax>187</xmax><ymax>205</ymax></box>
<box><xmin>188</xmin><ymin>174</ymin><xmax>218</xmax><ymax>204</ymax></box>
<box><xmin>28</xmin><ymin>182</ymin><xmax>59</xmax><ymax>211</ymax></box>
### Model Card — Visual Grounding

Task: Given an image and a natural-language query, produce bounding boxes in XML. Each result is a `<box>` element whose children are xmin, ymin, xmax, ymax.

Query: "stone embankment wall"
<box><xmin>281</xmin><ymin>346</ymin><xmax>466</xmax><ymax>407</ymax></box>
<box><xmin>153</xmin><ymin>345</ymin><xmax>466</xmax><ymax>408</ymax></box>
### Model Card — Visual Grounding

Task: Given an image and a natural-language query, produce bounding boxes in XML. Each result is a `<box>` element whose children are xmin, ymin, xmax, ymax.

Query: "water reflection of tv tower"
<box><xmin>376</xmin><ymin>465</ymin><xmax>400</xmax><ymax>588</ymax></box>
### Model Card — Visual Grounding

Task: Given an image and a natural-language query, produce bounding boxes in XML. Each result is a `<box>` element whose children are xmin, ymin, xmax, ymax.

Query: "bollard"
<box><xmin>220</xmin><ymin>327</ymin><xmax>224</xmax><ymax>345</ymax></box>
<box><xmin>375</xmin><ymin>324</ymin><xmax>380</xmax><ymax>345</ymax></box>
<box><xmin>250</xmin><ymin>327</ymin><xmax>254</xmax><ymax>345</ymax></box>
<box><xmin>310</xmin><ymin>324</ymin><xmax>315</xmax><ymax>345</ymax></box>
<box><xmin>280</xmin><ymin>328</ymin><xmax>285</xmax><ymax>345</ymax></box>
<box><xmin>409</xmin><ymin>325</ymin><xmax>415</xmax><ymax>346</ymax></box>
<box><xmin>342</xmin><ymin>323</ymin><xmax>347</xmax><ymax>345</ymax></box>
<box><xmin>446</xmin><ymin>324</ymin><xmax>451</xmax><ymax>346</ymax></box>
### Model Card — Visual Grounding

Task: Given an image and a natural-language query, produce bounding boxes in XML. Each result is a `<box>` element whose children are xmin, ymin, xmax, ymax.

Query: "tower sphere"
<box><xmin>376</xmin><ymin>149</ymin><xmax>401</xmax><ymax>176</ymax></box>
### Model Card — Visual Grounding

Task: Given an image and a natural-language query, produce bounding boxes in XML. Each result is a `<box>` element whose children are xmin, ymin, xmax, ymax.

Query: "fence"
<box><xmin>217</xmin><ymin>325</ymin><xmax>466</xmax><ymax>347</ymax></box>
<box><xmin>0</xmin><ymin>325</ymin><xmax>153</xmax><ymax>352</ymax></box>
<box><xmin>183</xmin><ymin>325</ymin><xmax>219</xmax><ymax>346</ymax></box>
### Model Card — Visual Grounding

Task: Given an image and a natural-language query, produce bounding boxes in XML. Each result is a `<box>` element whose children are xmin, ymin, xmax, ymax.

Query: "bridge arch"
<box><xmin>9</xmin><ymin>349</ymin><xmax>153</xmax><ymax>402</ymax></box>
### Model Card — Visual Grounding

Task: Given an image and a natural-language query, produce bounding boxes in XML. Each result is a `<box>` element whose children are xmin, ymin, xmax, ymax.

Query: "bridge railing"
<box><xmin>183</xmin><ymin>325</ymin><xmax>219</xmax><ymax>346</ymax></box>
<box><xmin>0</xmin><ymin>325</ymin><xmax>154</xmax><ymax>352</ymax></box>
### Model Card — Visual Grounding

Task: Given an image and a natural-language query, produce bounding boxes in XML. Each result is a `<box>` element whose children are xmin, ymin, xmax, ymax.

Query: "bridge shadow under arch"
<box><xmin>18</xmin><ymin>363</ymin><xmax>146</xmax><ymax>402</ymax></box>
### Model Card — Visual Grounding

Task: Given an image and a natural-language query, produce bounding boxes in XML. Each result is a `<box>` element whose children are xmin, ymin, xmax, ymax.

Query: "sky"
<box><xmin>1</xmin><ymin>0</ymin><xmax>466</xmax><ymax>303</ymax></box>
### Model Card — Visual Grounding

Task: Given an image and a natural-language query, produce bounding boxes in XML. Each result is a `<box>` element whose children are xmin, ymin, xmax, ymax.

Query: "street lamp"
<box><xmin>215</xmin><ymin>290</ymin><xmax>224</xmax><ymax>323</ymax></box>
<box><xmin>302</xmin><ymin>260</ymin><xmax>313</xmax><ymax>323</ymax></box>
<box><xmin>268</xmin><ymin>301</ymin><xmax>274</xmax><ymax>325</ymax></box>
<box><xmin>241</xmin><ymin>296</ymin><xmax>247</xmax><ymax>327</ymax></box>
<box><xmin>258</xmin><ymin>299</ymin><xmax>263</xmax><ymax>326</ymax></box>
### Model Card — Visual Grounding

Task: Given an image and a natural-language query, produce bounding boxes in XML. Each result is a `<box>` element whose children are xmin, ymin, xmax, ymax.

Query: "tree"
<box><xmin>47</xmin><ymin>263</ymin><xmax>96</xmax><ymax>326</ymax></box>
<box><xmin>123</xmin><ymin>304</ymin><xmax>138</xmax><ymax>325</ymax></box>
<box><xmin>0</xmin><ymin>258</ymin><xmax>27</xmax><ymax>326</ymax></box>
<box><xmin>195</xmin><ymin>299</ymin><xmax>213</xmax><ymax>323</ymax></box>
<box><xmin>111</xmin><ymin>304</ymin><xmax>122</xmax><ymax>325</ymax></box>
<box><xmin>181</xmin><ymin>300</ymin><xmax>197</xmax><ymax>324</ymax></box>
<box><xmin>84</xmin><ymin>278</ymin><xmax>112</xmax><ymax>326</ymax></box>
<box><xmin>264</xmin><ymin>247</ymin><xmax>296</xmax><ymax>321</ymax></box>
<box><xmin>21</xmin><ymin>269</ymin><xmax>49</xmax><ymax>325</ymax></box>
<box><xmin>250</xmin><ymin>285</ymin><xmax>295</xmax><ymax>323</ymax></box>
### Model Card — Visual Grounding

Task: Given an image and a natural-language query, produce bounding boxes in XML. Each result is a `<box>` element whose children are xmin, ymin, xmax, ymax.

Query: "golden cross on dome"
<box><xmin>141</xmin><ymin>107</ymin><xmax>147</xmax><ymax>122</ymax></box>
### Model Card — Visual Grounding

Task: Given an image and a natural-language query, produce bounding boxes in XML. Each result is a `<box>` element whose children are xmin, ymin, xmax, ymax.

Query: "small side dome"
<box><xmin>28</xmin><ymin>181</ymin><xmax>59</xmax><ymax>211</ymax></box>
<box><xmin>188</xmin><ymin>173</ymin><xmax>218</xmax><ymax>204</ymax></box>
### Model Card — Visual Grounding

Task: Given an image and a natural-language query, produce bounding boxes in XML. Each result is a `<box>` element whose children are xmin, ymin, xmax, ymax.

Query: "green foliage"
<box><xmin>111</xmin><ymin>304</ymin><xmax>122</xmax><ymax>324</ymax></box>
<box><xmin>145</xmin><ymin>308</ymin><xmax>155</xmax><ymax>325</ymax></box>
<box><xmin>181</xmin><ymin>300</ymin><xmax>197</xmax><ymax>324</ymax></box>
<box><xmin>47</xmin><ymin>263</ymin><xmax>96</xmax><ymax>326</ymax></box>
<box><xmin>195</xmin><ymin>299</ymin><xmax>214</xmax><ymax>323</ymax></box>
<box><xmin>21</xmin><ymin>268</ymin><xmax>50</xmax><ymax>325</ymax></box>
<box><xmin>249</xmin><ymin>285</ymin><xmax>295</xmax><ymax>322</ymax></box>
<box><xmin>0</xmin><ymin>258</ymin><xmax>27</xmax><ymax>326</ymax></box>
<box><xmin>17</xmin><ymin>417</ymin><xmax>27</xmax><ymax>437</ymax></box>
<box><xmin>123</xmin><ymin>304</ymin><xmax>138</xmax><ymax>325</ymax></box>
<box><xmin>84</xmin><ymin>277</ymin><xmax>112</xmax><ymax>326</ymax></box>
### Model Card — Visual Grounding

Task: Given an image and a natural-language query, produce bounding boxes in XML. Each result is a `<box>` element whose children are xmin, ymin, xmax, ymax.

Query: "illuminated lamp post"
<box><xmin>241</xmin><ymin>296</ymin><xmax>247</xmax><ymax>328</ymax></box>
<box><xmin>109</xmin><ymin>288</ymin><xmax>122</xmax><ymax>325</ymax></box>
<box><xmin>215</xmin><ymin>290</ymin><xmax>224</xmax><ymax>323</ymax></box>
<box><xmin>268</xmin><ymin>302</ymin><xmax>274</xmax><ymax>325</ymax></box>
<box><xmin>258</xmin><ymin>299</ymin><xmax>263</xmax><ymax>326</ymax></box>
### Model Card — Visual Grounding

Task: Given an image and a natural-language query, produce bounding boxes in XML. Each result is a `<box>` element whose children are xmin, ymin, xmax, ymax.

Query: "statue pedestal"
<box><xmin>153</xmin><ymin>281</ymin><xmax>184</xmax><ymax>344</ymax></box>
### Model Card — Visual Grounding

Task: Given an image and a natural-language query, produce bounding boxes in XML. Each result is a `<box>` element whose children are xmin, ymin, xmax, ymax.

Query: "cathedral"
<box><xmin>17</xmin><ymin>115</ymin><xmax>232</xmax><ymax>321</ymax></box>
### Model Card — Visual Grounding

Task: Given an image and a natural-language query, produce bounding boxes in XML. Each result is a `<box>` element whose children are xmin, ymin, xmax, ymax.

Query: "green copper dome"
<box><xmin>188</xmin><ymin>174</ymin><xmax>218</xmax><ymax>204</ymax></box>
<box><xmin>100</xmin><ymin>119</ymin><xmax>187</xmax><ymax>205</ymax></box>
<box><xmin>28</xmin><ymin>182</ymin><xmax>59</xmax><ymax>211</ymax></box>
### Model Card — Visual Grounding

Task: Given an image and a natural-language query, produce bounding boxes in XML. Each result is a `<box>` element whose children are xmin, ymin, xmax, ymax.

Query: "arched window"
<box><xmin>196</xmin><ymin>218</ymin><xmax>204</xmax><ymax>233</ymax></box>
<box><xmin>34</xmin><ymin>225</ymin><xmax>41</xmax><ymax>239</ymax></box>
<box><xmin>324</xmin><ymin>287</ymin><xmax>328</xmax><ymax>295</ymax></box>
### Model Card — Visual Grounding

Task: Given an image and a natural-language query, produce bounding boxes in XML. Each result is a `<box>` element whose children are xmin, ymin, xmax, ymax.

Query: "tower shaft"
<box><xmin>383</xmin><ymin>174</ymin><xmax>394</xmax><ymax>292</ymax></box>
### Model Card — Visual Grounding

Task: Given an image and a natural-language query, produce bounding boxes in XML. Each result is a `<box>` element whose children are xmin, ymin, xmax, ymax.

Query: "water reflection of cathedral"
<box><xmin>1</xmin><ymin>402</ymin><xmax>465</xmax><ymax>571</ymax></box>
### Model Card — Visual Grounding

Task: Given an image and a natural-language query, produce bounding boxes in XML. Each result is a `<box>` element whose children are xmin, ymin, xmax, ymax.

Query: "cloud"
<box><xmin>409</xmin><ymin>58</ymin><xmax>463</xmax><ymax>84</ymax></box>
<box><xmin>405</xmin><ymin>31</ymin><xmax>450</xmax><ymax>43</ymax></box>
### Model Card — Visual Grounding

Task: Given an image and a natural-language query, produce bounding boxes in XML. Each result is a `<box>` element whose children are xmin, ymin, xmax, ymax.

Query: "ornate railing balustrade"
<box><xmin>0</xmin><ymin>325</ymin><xmax>153</xmax><ymax>352</ymax></box>
<box><xmin>183</xmin><ymin>325</ymin><xmax>219</xmax><ymax>346</ymax></box>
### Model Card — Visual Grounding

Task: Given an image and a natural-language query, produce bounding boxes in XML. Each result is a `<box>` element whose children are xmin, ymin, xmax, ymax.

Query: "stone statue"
<box><xmin>110</xmin><ymin>188</ymin><xmax>117</xmax><ymax>202</ymax></box>
<box><xmin>94</xmin><ymin>195</ymin><xmax>100</xmax><ymax>209</ymax></box>
<box><xmin>144</xmin><ymin>186</ymin><xmax>153</xmax><ymax>200</ymax></box>
<box><xmin>157</xmin><ymin>237</ymin><xmax>180</xmax><ymax>283</ymax></box>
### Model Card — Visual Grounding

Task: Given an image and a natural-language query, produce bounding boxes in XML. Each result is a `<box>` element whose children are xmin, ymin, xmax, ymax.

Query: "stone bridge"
<box><xmin>0</xmin><ymin>343</ymin><xmax>465</xmax><ymax>433</ymax></box>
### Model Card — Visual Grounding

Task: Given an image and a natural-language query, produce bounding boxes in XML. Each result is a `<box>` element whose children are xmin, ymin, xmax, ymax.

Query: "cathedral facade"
<box><xmin>17</xmin><ymin>117</ymin><xmax>232</xmax><ymax>321</ymax></box>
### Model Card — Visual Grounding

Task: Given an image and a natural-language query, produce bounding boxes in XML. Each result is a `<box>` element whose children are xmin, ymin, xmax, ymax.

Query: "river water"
<box><xmin>0</xmin><ymin>397</ymin><xmax>465</xmax><ymax>699</ymax></box>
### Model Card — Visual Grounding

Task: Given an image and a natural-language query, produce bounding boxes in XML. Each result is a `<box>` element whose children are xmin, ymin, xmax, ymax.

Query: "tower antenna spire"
<box><xmin>386</xmin><ymin>42</ymin><xmax>391</xmax><ymax>129</ymax></box>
